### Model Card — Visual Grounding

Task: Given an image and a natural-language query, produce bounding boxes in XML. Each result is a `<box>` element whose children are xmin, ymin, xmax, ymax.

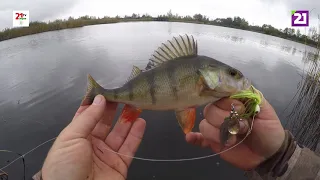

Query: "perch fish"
<box><xmin>82</xmin><ymin>34</ymin><xmax>252</xmax><ymax>134</ymax></box>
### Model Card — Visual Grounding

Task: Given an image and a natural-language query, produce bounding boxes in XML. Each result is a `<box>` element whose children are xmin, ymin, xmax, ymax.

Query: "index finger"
<box><xmin>65</xmin><ymin>95</ymin><xmax>106</xmax><ymax>139</ymax></box>
<box><xmin>212</xmin><ymin>98</ymin><xmax>244</xmax><ymax>112</ymax></box>
<box><xmin>91</xmin><ymin>101</ymin><xmax>118</xmax><ymax>139</ymax></box>
<box><xmin>73</xmin><ymin>105</ymin><xmax>90</xmax><ymax>118</ymax></box>
<box><xmin>203</xmin><ymin>98</ymin><xmax>244</xmax><ymax>128</ymax></box>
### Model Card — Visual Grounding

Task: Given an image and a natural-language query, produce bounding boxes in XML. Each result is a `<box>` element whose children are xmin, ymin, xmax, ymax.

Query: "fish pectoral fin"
<box><xmin>197</xmin><ymin>70</ymin><xmax>229</xmax><ymax>98</ymax></box>
<box><xmin>119</xmin><ymin>104</ymin><xmax>142</xmax><ymax>123</ymax></box>
<box><xmin>175</xmin><ymin>108</ymin><xmax>196</xmax><ymax>134</ymax></box>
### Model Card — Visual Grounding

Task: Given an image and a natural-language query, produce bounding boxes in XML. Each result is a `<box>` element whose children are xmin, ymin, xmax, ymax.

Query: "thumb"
<box><xmin>66</xmin><ymin>95</ymin><xmax>106</xmax><ymax>138</ymax></box>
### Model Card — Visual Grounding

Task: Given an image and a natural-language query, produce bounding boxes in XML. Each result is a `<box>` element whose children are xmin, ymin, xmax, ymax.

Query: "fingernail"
<box><xmin>93</xmin><ymin>95</ymin><xmax>102</xmax><ymax>105</ymax></box>
<box><xmin>235</xmin><ymin>104</ymin><xmax>245</xmax><ymax>114</ymax></box>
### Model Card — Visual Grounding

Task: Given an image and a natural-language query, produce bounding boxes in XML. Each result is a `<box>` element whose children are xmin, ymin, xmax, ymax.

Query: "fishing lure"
<box><xmin>220</xmin><ymin>85</ymin><xmax>263</xmax><ymax>150</ymax></box>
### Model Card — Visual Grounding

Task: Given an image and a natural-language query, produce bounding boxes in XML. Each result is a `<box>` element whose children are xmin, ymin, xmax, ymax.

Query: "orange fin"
<box><xmin>175</xmin><ymin>108</ymin><xmax>196</xmax><ymax>134</ymax></box>
<box><xmin>119</xmin><ymin>104</ymin><xmax>142</xmax><ymax>123</ymax></box>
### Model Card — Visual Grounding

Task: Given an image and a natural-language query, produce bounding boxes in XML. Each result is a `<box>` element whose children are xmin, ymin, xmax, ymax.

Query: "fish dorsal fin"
<box><xmin>126</xmin><ymin>65</ymin><xmax>142</xmax><ymax>82</ymax></box>
<box><xmin>145</xmin><ymin>34</ymin><xmax>198</xmax><ymax>70</ymax></box>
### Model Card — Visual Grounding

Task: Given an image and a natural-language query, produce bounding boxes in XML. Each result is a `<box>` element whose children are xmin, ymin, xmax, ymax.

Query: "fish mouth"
<box><xmin>243</xmin><ymin>78</ymin><xmax>252</xmax><ymax>90</ymax></box>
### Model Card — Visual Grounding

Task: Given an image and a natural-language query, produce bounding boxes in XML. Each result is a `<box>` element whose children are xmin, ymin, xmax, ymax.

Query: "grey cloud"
<box><xmin>0</xmin><ymin>0</ymin><xmax>79</xmax><ymax>30</ymax></box>
<box><xmin>260</xmin><ymin>0</ymin><xmax>320</xmax><ymax>18</ymax></box>
<box><xmin>287</xmin><ymin>0</ymin><xmax>320</xmax><ymax>18</ymax></box>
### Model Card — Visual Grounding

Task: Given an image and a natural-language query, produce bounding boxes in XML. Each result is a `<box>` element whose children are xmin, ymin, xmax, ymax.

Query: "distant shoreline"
<box><xmin>1</xmin><ymin>14</ymin><xmax>319</xmax><ymax>48</ymax></box>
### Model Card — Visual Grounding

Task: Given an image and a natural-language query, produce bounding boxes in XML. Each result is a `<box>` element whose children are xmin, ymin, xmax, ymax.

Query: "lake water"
<box><xmin>0</xmin><ymin>22</ymin><xmax>319</xmax><ymax>180</ymax></box>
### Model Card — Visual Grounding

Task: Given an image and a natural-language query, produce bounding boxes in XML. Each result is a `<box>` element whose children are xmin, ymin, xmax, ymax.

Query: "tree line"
<box><xmin>0</xmin><ymin>10</ymin><xmax>319</xmax><ymax>48</ymax></box>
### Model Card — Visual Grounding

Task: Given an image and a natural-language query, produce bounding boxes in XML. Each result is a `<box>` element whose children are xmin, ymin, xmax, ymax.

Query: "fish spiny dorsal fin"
<box><xmin>126</xmin><ymin>65</ymin><xmax>142</xmax><ymax>82</ymax></box>
<box><xmin>145</xmin><ymin>34</ymin><xmax>198</xmax><ymax>70</ymax></box>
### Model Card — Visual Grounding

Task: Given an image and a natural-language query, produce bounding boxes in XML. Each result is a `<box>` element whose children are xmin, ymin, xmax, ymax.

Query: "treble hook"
<box><xmin>219</xmin><ymin>103</ymin><xmax>241</xmax><ymax>150</ymax></box>
<box><xmin>230</xmin><ymin>103</ymin><xmax>239</xmax><ymax>119</ymax></box>
<box><xmin>228</xmin><ymin>103</ymin><xmax>241</xmax><ymax>135</ymax></box>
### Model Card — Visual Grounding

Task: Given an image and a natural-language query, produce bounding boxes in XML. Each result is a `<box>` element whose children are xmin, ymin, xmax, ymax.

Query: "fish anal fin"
<box><xmin>145</xmin><ymin>34</ymin><xmax>198</xmax><ymax>70</ymax></box>
<box><xmin>119</xmin><ymin>104</ymin><xmax>142</xmax><ymax>123</ymax></box>
<box><xmin>175</xmin><ymin>108</ymin><xmax>196</xmax><ymax>134</ymax></box>
<box><xmin>126</xmin><ymin>65</ymin><xmax>142</xmax><ymax>82</ymax></box>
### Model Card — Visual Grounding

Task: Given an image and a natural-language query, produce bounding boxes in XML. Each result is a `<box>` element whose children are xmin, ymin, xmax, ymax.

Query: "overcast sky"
<box><xmin>0</xmin><ymin>0</ymin><xmax>319</xmax><ymax>33</ymax></box>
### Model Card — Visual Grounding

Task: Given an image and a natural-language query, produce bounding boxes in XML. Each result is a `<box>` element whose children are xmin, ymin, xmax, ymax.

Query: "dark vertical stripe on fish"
<box><xmin>166</xmin><ymin>63</ymin><xmax>178</xmax><ymax>101</ymax></box>
<box><xmin>128</xmin><ymin>82</ymin><xmax>134</xmax><ymax>101</ymax></box>
<box><xmin>146</xmin><ymin>71</ymin><xmax>156</xmax><ymax>104</ymax></box>
<box><xmin>195</xmin><ymin>56</ymin><xmax>202</xmax><ymax>68</ymax></box>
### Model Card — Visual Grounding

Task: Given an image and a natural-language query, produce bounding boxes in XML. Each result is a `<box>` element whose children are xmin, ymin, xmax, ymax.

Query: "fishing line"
<box><xmin>0</xmin><ymin>172</ymin><xmax>8</xmax><ymax>180</ymax></box>
<box><xmin>0</xmin><ymin>150</ymin><xmax>25</xmax><ymax>180</ymax></box>
<box><xmin>0</xmin><ymin>168</ymin><xmax>8</xmax><ymax>177</ymax></box>
<box><xmin>0</xmin><ymin>137</ymin><xmax>57</xmax><ymax>177</ymax></box>
<box><xmin>101</xmin><ymin>115</ymin><xmax>256</xmax><ymax>162</ymax></box>
<box><xmin>0</xmin><ymin>115</ymin><xmax>256</xmax><ymax>176</ymax></box>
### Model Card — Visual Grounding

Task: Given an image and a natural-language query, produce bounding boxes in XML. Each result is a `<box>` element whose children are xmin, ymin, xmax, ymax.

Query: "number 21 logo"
<box><xmin>292</xmin><ymin>10</ymin><xmax>309</xmax><ymax>27</ymax></box>
<box><xmin>15</xmin><ymin>13</ymin><xmax>25</xmax><ymax>20</ymax></box>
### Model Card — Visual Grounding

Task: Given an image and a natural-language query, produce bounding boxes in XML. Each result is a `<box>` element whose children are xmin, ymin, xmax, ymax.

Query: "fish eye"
<box><xmin>230</xmin><ymin>70</ymin><xmax>237</xmax><ymax>76</ymax></box>
<box><xmin>228</xmin><ymin>68</ymin><xmax>242</xmax><ymax>78</ymax></box>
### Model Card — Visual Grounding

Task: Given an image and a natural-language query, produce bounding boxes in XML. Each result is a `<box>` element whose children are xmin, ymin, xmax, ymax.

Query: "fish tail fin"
<box><xmin>81</xmin><ymin>74</ymin><xmax>105</xmax><ymax>106</ymax></box>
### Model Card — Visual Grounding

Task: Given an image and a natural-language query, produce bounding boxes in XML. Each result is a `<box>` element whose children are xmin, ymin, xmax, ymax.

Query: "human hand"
<box><xmin>41</xmin><ymin>95</ymin><xmax>146</xmax><ymax>180</ymax></box>
<box><xmin>186</xmin><ymin>97</ymin><xmax>285</xmax><ymax>170</ymax></box>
